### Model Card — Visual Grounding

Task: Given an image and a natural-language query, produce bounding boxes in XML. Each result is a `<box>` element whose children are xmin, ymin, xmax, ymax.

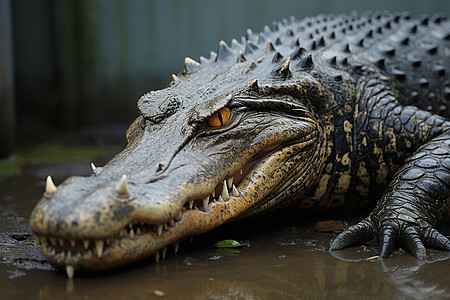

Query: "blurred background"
<box><xmin>1</xmin><ymin>0</ymin><xmax>450</xmax><ymax>158</ymax></box>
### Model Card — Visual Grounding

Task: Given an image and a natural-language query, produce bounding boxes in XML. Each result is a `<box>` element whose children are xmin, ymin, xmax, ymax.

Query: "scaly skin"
<box><xmin>29</xmin><ymin>12</ymin><xmax>450</xmax><ymax>277</ymax></box>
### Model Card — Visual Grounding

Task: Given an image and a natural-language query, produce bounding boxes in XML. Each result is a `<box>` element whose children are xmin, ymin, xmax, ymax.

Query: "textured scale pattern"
<box><xmin>29</xmin><ymin>13</ymin><xmax>450</xmax><ymax>276</ymax></box>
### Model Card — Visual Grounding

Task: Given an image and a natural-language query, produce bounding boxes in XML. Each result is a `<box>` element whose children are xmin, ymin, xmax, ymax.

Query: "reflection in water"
<box><xmin>1</xmin><ymin>161</ymin><xmax>450</xmax><ymax>299</ymax></box>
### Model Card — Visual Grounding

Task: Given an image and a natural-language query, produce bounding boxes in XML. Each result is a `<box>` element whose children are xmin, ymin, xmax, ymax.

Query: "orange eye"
<box><xmin>207</xmin><ymin>107</ymin><xmax>231</xmax><ymax>127</ymax></box>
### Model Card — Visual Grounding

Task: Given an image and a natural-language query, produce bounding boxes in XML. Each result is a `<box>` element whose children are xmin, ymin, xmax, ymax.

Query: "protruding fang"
<box><xmin>95</xmin><ymin>240</ymin><xmax>104</xmax><ymax>258</ymax></box>
<box><xmin>174</xmin><ymin>242</ymin><xmax>179</xmax><ymax>255</ymax></box>
<box><xmin>226</xmin><ymin>177</ymin><xmax>234</xmax><ymax>189</ymax></box>
<box><xmin>169</xmin><ymin>219</ymin><xmax>175</xmax><ymax>227</ymax></box>
<box><xmin>212</xmin><ymin>190</ymin><xmax>216</xmax><ymax>198</ymax></box>
<box><xmin>222</xmin><ymin>181</ymin><xmax>230</xmax><ymax>201</ymax></box>
<box><xmin>136</xmin><ymin>227</ymin><xmax>141</xmax><ymax>235</ymax></box>
<box><xmin>218</xmin><ymin>195</ymin><xmax>223</xmax><ymax>202</ymax></box>
<box><xmin>240</xmin><ymin>169</ymin><xmax>243</xmax><ymax>175</ymax></box>
<box><xmin>45</xmin><ymin>176</ymin><xmax>58</xmax><ymax>195</ymax></box>
<box><xmin>66</xmin><ymin>265</ymin><xmax>75</xmax><ymax>279</ymax></box>
<box><xmin>189</xmin><ymin>200</ymin><xmax>194</xmax><ymax>209</ymax></box>
<box><xmin>155</xmin><ymin>251</ymin><xmax>160</xmax><ymax>263</ymax></box>
<box><xmin>83</xmin><ymin>240</ymin><xmax>89</xmax><ymax>249</ymax></box>
<box><xmin>175</xmin><ymin>210</ymin><xmax>182</xmax><ymax>221</ymax></box>
<box><xmin>49</xmin><ymin>237</ymin><xmax>56</xmax><ymax>246</ymax></box>
<box><xmin>203</xmin><ymin>196</ymin><xmax>209</xmax><ymax>210</ymax></box>
<box><xmin>129</xmin><ymin>228</ymin><xmax>135</xmax><ymax>238</ymax></box>
<box><xmin>90</xmin><ymin>162</ymin><xmax>96</xmax><ymax>171</ymax></box>
<box><xmin>232</xmin><ymin>185</ymin><xmax>240</xmax><ymax>197</ymax></box>
<box><xmin>162</xmin><ymin>247</ymin><xmax>167</xmax><ymax>260</ymax></box>
<box><xmin>115</xmin><ymin>175</ymin><xmax>129</xmax><ymax>195</ymax></box>
<box><xmin>157</xmin><ymin>224</ymin><xmax>163</xmax><ymax>236</ymax></box>
<box><xmin>163</xmin><ymin>223</ymin><xmax>168</xmax><ymax>230</ymax></box>
<box><xmin>70</xmin><ymin>239</ymin><xmax>75</xmax><ymax>247</ymax></box>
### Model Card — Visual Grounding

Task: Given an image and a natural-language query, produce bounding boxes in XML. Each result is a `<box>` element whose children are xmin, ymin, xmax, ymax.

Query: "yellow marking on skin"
<box><xmin>314</xmin><ymin>174</ymin><xmax>331</xmax><ymax>199</ymax></box>
<box><xmin>376</xmin><ymin>163</ymin><xmax>389</xmax><ymax>185</ymax></box>
<box><xmin>362</xmin><ymin>136</ymin><xmax>367</xmax><ymax>147</ymax></box>
<box><xmin>336</xmin><ymin>174</ymin><xmax>351</xmax><ymax>192</ymax></box>
<box><xmin>357</xmin><ymin>162</ymin><xmax>370</xmax><ymax>186</ymax></box>
<box><xmin>343</xmin><ymin>120</ymin><xmax>352</xmax><ymax>133</ymax></box>
<box><xmin>341</xmin><ymin>152</ymin><xmax>350</xmax><ymax>166</ymax></box>
<box><xmin>404</xmin><ymin>138</ymin><xmax>412</xmax><ymax>149</ymax></box>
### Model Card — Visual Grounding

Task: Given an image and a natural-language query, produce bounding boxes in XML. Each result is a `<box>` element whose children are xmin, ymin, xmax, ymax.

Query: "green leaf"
<box><xmin>214</xmin><ymin>239</ymin><xmax>241</xmax><ymax>248</ymax></box>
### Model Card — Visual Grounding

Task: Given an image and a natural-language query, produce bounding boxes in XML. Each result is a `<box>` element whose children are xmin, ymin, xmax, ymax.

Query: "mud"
<box><xmin>1</xmin><ymin>148</ymin><xmax>450</xmax><ymax>299</ymax></box>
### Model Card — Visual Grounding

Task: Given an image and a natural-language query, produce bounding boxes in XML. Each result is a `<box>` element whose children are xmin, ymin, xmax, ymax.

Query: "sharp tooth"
<box><xmin>154</xmin><ymin>251</ymin><xmax>160</xmax><ymax>263</ymax></box>
<box><xmin>61</xmin><ymin>251</ymin><xmax>65</xmax><ymax>259</ymax></box>
<box><xmin>162</xmin><ymin>247</ymin><xmax>167</xmax><ymax>260</ymax></box>
<box><xmin>95</xmin><ymin>240</ymin><xmax>104</xmax><ymax>258</ymax></box>
<box><xmin>129</xmin><ymin>228</ymin><xmax>135</xmax><ymax>238</ymax></box>
<box><xmin>231</xmin><ymin>184</ymin><xmax>240</xmax><ymax>197</ymax></box>
<box><xmin>222</xmin><ymin>180</ymin><xmax>230</xmax><ymax>201</ymax></box>
<box><xmin>203</xmin><ymin>196</ymin><xmax>209</xmax><ymax>210</ymax></box>
<box><xmin>217</xmin><ymin>195</ymin><xmax>223</xmax><ymax>202</ymax></box>
<box><xmin>240</xmin><ymin>169</ymin><xmax>243</xmax><ymax>175</ymax></box>
<box><xmin>90</xmin><ymin>162</ymin><xmax>96</xmax><ymax>172</ymax></box>
<box><xmin>157</xmin><ymin>224</ymin><xmax>163</xmax><ymax>236</ymax></box>
<box><xmin>83</xmin><ymin>240</ymin><xmax>89</xmax><ymax>249</ymax></box>
<box><xmin>174</xmin><ymin>242</ymin><xmax>179</xmax><ymax>255</ymax></box>
<box><xmin>189</xmin><ymin>200</ymin><xmax>194</xmax><ymax>209</ymax></box>
<box><xmin>136</xmin><ymin>227</ymin><xmax>141</xmax><ymax>235</ymax></box>
<box><xmin>67</xmin><ymin>251</ymin><xmax>72</xmax><ymax>257</ymax></box>
<box><xmin>169</xmin><ymin>219</ymin><xmax>175</xmax><ymax>227</ymax></box>
<box><xmin>66</xmin><ymin>265</ymin><xmax>75</xmax><ymax>279</ymax></box>
<box><xmin>175</xmin><ymin>210</ymin><xmax>182</xmax><ymax>221</ymax></box>
<box><xmin>59</xmin><ymin>239</ymin><xmax>64</xmax><ymax>246</ymax></box>
<box><xmin>50</xmin><ymin>248</ymin><xmax>56</xmax><ymax>255</ymax></box>
<box><xmin>45</xmin><ymin>176</ymin><xmax>58</xmax><ymax>194</ymax></box>
<box><xmin>70</xmin><ymin>239</ymin><xmax>75</xmax><ymax>247</ymax></box>
<box><xmin>49</xmin><ymin>237</ymin><xmax>56</xmax><ymax>246</ymax></box>
<box><xmin>164</xmin><ymin>223</ymin><xmax>168</xmax><ymax>230</ymax></box>
<box><xmin>115</xmin><ymin>174</ymin><xmax>129</xmax><ymax>195</ymax></box>
<box><xmin>212</xmin><ymin>190</ymin><xmax>215</xmax><ymax>198</ymax></box>
<box><xmin>227</xmin><ymin>177</ymin><xmax>234</xmax><ymax>189</ymax></box>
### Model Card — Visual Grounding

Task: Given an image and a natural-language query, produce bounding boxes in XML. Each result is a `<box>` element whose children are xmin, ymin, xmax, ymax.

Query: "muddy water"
<box><xmin>1</xmin><ymin>159</ymin><xmax>450</xmax><ymax>299</ymax></box>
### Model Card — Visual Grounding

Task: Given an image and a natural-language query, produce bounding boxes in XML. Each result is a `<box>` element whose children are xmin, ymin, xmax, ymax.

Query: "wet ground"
<box><xmin>1</xmin><ymin>129</ymin><xmax>450</xmax><ymax>299</ymax></box>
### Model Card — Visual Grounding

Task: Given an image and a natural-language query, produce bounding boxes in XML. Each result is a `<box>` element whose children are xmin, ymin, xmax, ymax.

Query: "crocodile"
<box><xmin>29</xmin><ymin>12</ymin><xmax>450</xmax><ymax>278</ymax></box>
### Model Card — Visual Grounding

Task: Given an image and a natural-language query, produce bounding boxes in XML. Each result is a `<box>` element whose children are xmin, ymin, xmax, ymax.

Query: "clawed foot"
<box><xmin>329</xmin><ymin>217</ymin><xmax>450</xmax><ymax>259</ymax></box>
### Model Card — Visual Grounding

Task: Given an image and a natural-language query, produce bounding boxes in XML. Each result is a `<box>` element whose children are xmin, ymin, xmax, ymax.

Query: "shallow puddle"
<box><xmin>1</xmin><ymin>157</ymin><xmax>450</xmax><ymax>299</ymax></box>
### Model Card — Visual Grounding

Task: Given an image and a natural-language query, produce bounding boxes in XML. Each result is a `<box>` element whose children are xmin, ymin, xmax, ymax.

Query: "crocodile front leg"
<box><xmin>330</xmin><ymin>130</ymin><xmax>450</xmax><ymax>258</ymax></box>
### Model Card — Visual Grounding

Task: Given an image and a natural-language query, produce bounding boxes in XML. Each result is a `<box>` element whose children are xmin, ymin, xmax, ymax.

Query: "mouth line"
<box><xmin>34</xmin><ymin>133</ymin><xmax>317</xmax><ymax>277</ymax></box>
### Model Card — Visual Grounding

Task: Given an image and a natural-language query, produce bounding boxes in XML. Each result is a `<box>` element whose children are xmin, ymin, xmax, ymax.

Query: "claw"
<box><xmin>401</xmin><ymin>226</ymin><xmax>426</xmax><ymax>259</ymax></box>
<box><xmin>379</xmin><ymin>225</ymin><xmax>397</xmax><ymax>258</ymax></box>
<box><xmin>423</xmin><ymin>228</ymin><xmax>450</xmax><ymax>250</ymax></box>
<box><xmin>329</xmin><ymin>219</ymin><xmax>374</xmax><ymax>251</ymax></box>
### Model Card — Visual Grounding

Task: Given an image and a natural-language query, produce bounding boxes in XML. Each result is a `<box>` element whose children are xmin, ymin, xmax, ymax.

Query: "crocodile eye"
<box><xmin>207</xmin><ymin>107</ymin><xmax>231</xmax><ymax>127</ymax></box>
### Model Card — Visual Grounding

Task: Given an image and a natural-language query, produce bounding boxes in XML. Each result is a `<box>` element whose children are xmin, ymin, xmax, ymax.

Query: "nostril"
<box><xmin>156</xmin><ymin>163</ymin><xmax>165</xmax><ymax>173</ymax></box>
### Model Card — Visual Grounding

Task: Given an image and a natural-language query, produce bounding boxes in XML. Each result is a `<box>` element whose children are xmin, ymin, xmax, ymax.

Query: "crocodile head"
<box><xmin>30</xmin><ymin>27</ymin><xmax>331</xmax><ymax>276</ymax></box>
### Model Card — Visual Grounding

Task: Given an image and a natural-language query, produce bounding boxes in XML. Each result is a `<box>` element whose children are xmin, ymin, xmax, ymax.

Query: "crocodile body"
<box><xmin>30</xmin><ymin>12</ymin><xmax>450</xmax><ymax>278</ymax></box>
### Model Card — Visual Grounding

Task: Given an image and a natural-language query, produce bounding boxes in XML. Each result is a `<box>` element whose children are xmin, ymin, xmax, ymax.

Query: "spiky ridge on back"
<box><xmin>178</xmin><ymin>11</ymin><xmax>449</xmax><ymax>114</ymax></box>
